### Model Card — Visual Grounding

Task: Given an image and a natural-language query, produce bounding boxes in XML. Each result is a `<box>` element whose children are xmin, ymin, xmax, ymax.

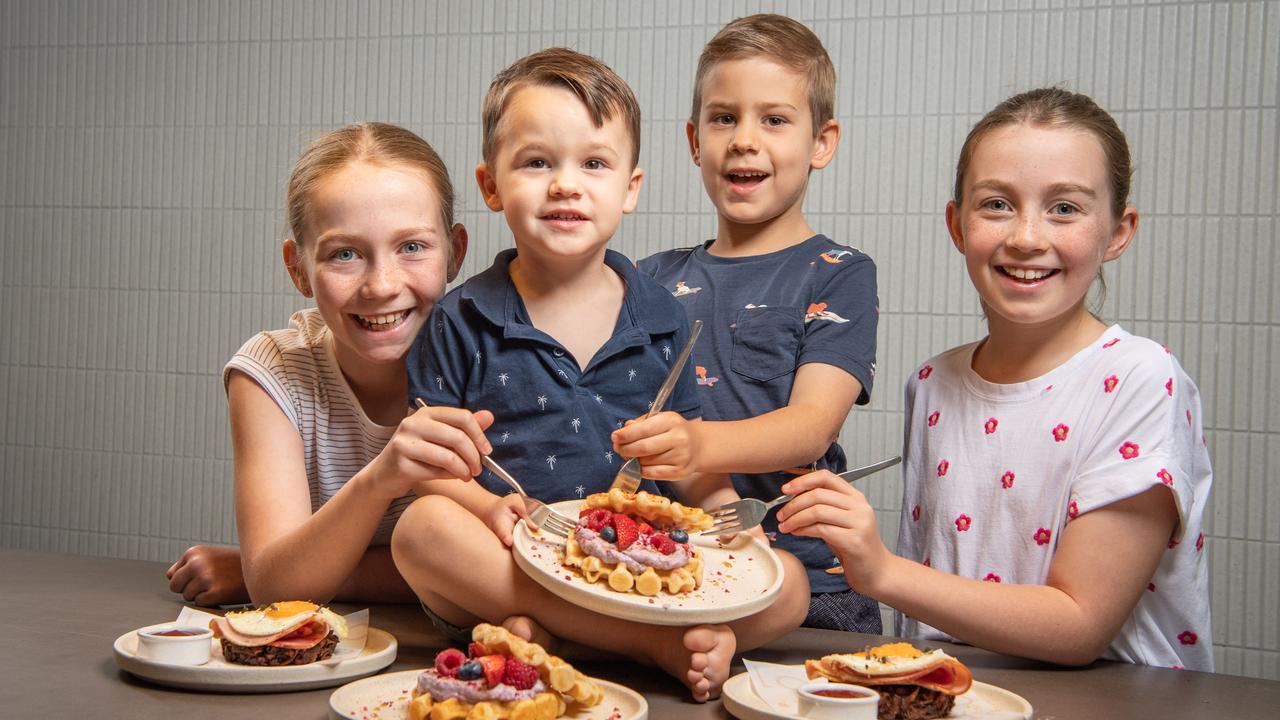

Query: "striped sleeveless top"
<box><xmin>223</xmin><ymin>308</ymin><xmax>413</xmax><ymax>545</ymax></box>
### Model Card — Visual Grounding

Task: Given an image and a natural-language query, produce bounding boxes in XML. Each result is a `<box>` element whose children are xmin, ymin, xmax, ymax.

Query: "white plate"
<box><xmin>722</xmin><ymin>672</ymin><xmax>1033</xmax><ymax>720</ymax></box>
<box><xmin>113</xmin><ymin>624</ymin><xmax>397</xmax><ymax>693</ymax></box>
<box><xmin>512</xmin><ymin>499</ymin><xmax>784</xmax><ymax>625</ymax></box>
<box><xmin>328</xmin><ymin>669</ymin><xmax>648</xmax><ymax>720</ymax></box>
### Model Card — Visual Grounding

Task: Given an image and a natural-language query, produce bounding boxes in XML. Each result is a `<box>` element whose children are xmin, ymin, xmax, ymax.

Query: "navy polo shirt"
<box><xmin>408</xmin><ymin>248</ymin><xmax>701</xmax><ymax>503</ymax></box>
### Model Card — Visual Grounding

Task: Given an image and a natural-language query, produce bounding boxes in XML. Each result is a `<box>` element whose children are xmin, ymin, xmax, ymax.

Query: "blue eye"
<box><xmin>1051</xmin><ymin>202</ymin><xmax>1077</xmax><ymax>216</ymax></box>
<box><xmin>403</xmin><ymin>242</ymin><xmax>422</xmax><ymax>254</ymax></box>
<box><xmin>332</xmin><ymin>248</ymin><xmax>357</xmax><ymax>261</ymax></box>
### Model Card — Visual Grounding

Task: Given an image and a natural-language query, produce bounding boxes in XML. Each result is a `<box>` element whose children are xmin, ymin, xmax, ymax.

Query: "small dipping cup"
<box><xmin>136</xmin><ymin>624</ymin><xmax>213</xmax><ymax>666</ymax></box>
<box><xmin>797</xmin><ymin>681</ymin><xmax>880</xmax><ymax>720</ymax></box>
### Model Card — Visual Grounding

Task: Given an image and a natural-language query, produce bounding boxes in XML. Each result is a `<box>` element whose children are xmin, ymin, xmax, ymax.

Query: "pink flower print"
<box><xmin>1173</xmin><ymin>664</ymin><xmax>1185</xmax><ymax>670</ymax></box>
<box><xmin>1067</xmin><ymin>500</ymin><xmax>1079</xmax><ymax>519</ymax></box>
<box><xmin>1168</xmin><ymin>537</ymin><xmax>1180</xmax><ymax>549</ymax></box>
<box><xmin>1033</xmin><ymin>528</ymin><xmax>1052</xmax><ymax>545</ymax></box>
<box><xmin>1177</xmin><ymin>631</ymin><xmax>1198</xmax><ymax>646</ymax></box>
<box><xmin>1147</xmin><ymin>582</ymin><xmax>1156</xmax><ymax>592</ymax></box>
<box><xmin>984</xmin><ymin>417</ymin><xmax>999</xmax><ymax>435</ymax></box>
<box><xmin>1044</xmin><ymin>384</ymin><xmax>1054</xmax><ymax>393</ymax></box>
<box><xmin>1052</xmin><ymin>423</ymin><xmax>1070</xmax><ymax>442</ymax></box>
<box><xmin>1196</xmin><ymin>532</ymin><xmax>1204</xmax><ymax>552</ymax></box>
<box><xmin>1186</xmin><ymin>409</ymin><xmax>1192</xmax><ymax>425</ymax></box>
<box><xmin>1102</xmin><ymin>338</ymin><xmax>1120</xmax><ymax>349</ymax></box>
<box><xmin>937</xmin><ymin>459</ymin><xmax>950</xmax><ymax>477</ymax></box>
<box><xmin>1157</xmin><ymin>468</ymin><xmax>1173</xmax><ymax>486</ymax></box>
<box><xmin>923</xmin><ymin>556</ymin><xmax>932</xmax><ymax>568</ymax></box>
<box><xmin>918</xmin><ymin>365</ymin><xmax>933</xmax><ymax>380</ymax></box>
<box><xmin>1161</xmin><ymin>344</ymin><xmax>1171</xmax><ymax>354</ymax></box>
<box><xmin>1103</xmin><ymin>375</ymin><xmax>1118</xmax><ymax>393</ymax></box>
<box><xmin>1166</xmin><ymin>378</ymin><xmax>1173</xmax><ymax>396</ymax></box>
<box><xmin>1119</xmin><ymin>441</ymin><xmax>1140</xmax><ymax>460</ymax></box>
<box><xmin>927</xmin><ymin>411</ymin><xmax>940</xmax><ymax>427</ymax></box>
<box><xmin>1000</xmin><ymin>471</ymin><xmax>1015</xmax><ymax>489</ymax></box>
<box><xmin>955</xmin><ymin>514</ymin><xmax>972</xmax><ymax>532</ymax></box>
<box><xmin>911</xmin><ymin>504</ymin><xmax>920</xmax><ymax>522</ymax></box>
<box><xmin>983</xmin><ymin>573</ymin><xmax>1001</xmax><ymax>583</ymax></box>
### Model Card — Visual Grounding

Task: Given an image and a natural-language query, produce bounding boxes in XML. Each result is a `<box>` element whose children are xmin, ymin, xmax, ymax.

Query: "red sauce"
<box><xmin>812</xmin><ymin>688</ymin><xmax>873</xmax><ymax>699</ymax></box>
<box><xmin>151</xmin><ymin>629</ymin><xmax>202</xmax><ymax>637</ymax></box>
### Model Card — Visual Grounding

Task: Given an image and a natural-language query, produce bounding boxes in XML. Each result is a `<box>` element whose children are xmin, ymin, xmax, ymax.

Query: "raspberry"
<box><xmin>477</xmin><ymin>654</ymin><xmax>506</xmax><ymax>687</ymax></box>
<box><xmin>581</xmin><ymin>508</ymin><xmax>612</xmax><ymax>531</ymax></box>
<box><xmin>467</xmin><ymin>641</ymin><xmax>486</xmax><ymax>659</ymax></box>
<box><xmin>612</xmin><ymin>513</ymin><xmax>639</xmax><ymax>550</ymax></box>
<box><xmin>650</xmin><ymin>533</ymin><xmax>678</xmax><ymax>555</ymax></box>
<box><xmin>434</xmin><ymin>648</ymin><xmax>467</xmax><ymax>678</ymax></box>
<box><xmin>502</xmin><ymin>657</ymin><xmax>540</xmax><ymax>690</ymax></box>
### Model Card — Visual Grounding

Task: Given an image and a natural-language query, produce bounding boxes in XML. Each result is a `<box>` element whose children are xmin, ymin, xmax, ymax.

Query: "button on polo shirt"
<box><xmin>408</xmin><ymin>249</ymin><xmax>700</xmax><ymax>503</ymax></box>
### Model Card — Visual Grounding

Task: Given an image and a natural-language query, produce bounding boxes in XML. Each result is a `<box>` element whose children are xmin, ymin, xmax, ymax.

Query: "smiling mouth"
<box><xmin>353</xmin><ymin>309</ymin><xmax>411</xmax><ymax>332</ymax></box>
<box><xmin>726</xmin><ymin>169</ymin><xmax>769</xmax><ymax>187</ymax></box>
<box><xmin>998</xmin><ymin>266</ymin><xmax>1058</xmax><ymax>283</ymax></box>
<box><xmin>541</xmin><ymin>211</ymin><xmax>588</xmax><ymax>222</ymax></box>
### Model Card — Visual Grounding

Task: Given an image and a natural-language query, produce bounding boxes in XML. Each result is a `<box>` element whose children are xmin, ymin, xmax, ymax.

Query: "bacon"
<box><xmin>805</xmin><ymin>656</ymin><xmax>973</xmax><ymax>696</ymax></box>
<box><xmin>209</xmin><ymin>617</ymin><xmax>330</xmax><ymax>650</ymax></box>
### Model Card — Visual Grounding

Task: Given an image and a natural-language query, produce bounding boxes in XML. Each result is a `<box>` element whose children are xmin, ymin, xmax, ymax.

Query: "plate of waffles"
<box><xmin>512</xmin><ymin>491</ymin><xmax>784</xmax><ymax>625</ymax></box>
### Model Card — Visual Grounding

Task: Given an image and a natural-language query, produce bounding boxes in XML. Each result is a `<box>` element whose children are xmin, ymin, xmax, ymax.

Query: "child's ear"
<box><xmin>475</xmin><ymin>163</ymin><xmax>503</xmax><ymax>212</ymax></box>
<box><xmin>1103</xmin><ymin>206</ymin><xmax>1139</xmax><ymax>262</ymax></box>
<box><xmin>685</xmin><ymin>120</ymin><xmax>701</xmax><ymax>166</ymax></box>
<box><xmin>621</xmin><ymin>167</ymin><xmax>645</xmax><ymax>214</ymax></box>
<box><xmin>810</xmin><ymin>118</ymin><xmax>841</xmax><ymax>170</ymax></box>
<box><xmin>945</xmin><ymin>201</ymin><xmax>966</xmax><ymax>255</ymax></box>
<box><xmin>282</xmin><ymin>238</ymin><xmax>313</xmax><ymax>298</ymax></box>
<box><xmin>446</xmin><ymin>223</ymin><xmax>469</xmax><ymax>282</ymax></box>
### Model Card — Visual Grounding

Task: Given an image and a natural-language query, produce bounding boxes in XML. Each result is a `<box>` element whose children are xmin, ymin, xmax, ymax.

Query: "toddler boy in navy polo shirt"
<box><xmin>394</xmin><ymin>48</ymin><xmax>812</xmax><ymax>703</ymax></box>
<box><xmin>616</xmin><ymin>15</ymin><xmax>883</xmax><ymax>634</ymax></box>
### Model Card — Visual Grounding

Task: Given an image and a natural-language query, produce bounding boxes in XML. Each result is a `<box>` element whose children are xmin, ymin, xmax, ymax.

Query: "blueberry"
<box><xmin>600</xmin><ymin>526</ymin><xmax>617</xmax><ymax>543</ymax></box>
<box><xmin>669</xmin><ymin>529</ymin><xmax>689</xmax><ymax>544</ymax></box>
<box><xmin>457</xmin><ymin>661</ymin><xmax>483</xmax><ymax>680</ymax></box>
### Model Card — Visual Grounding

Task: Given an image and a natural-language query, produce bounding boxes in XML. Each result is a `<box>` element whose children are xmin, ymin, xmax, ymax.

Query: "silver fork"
<box><xmin>702</xmin><ymin>456</ymin><xmax>902</xmax><ymax>535</ymax></box>
<box><xmin>609</xmin><ymin>319</ymin><xmax>703</xmax><ymax>494</ymax></box>
<box><xmin>413</xmin><ymin>399</ymin><xmax>576</xmax><ymax>537</ymax></box>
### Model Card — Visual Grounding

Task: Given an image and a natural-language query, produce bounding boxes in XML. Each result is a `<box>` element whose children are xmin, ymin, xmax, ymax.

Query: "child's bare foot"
<box><xmin>502</xmin><ymin>615</ymin><xmax>558</xmax><ymax>653</ymax></box>
<box><xmin>654</xmin><ymin>624</ymin><xmax>736</xmax><ymax>702</ymax></box>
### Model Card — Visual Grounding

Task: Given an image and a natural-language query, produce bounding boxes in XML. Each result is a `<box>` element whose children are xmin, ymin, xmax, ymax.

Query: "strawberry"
<box><xmin>650</xmin><ymin>533</ymin><xmax>678</xmax><ymax>555</ymax></box>
<box><xmin>502</xmin><ymin>657</ymin><xmax>540</xmax><ymax>690</ymax></box>
<box><xmin>477</xmin><ymin>654</ymin><xmax>506</xmax><ymax>687</ymax></box>
<box><xmin>467</xmin><ymin>641</ymin><xmax>486</xmax><ymax>659</ymax></box>
<box><xmin>434</xmin><ymin>648</ymin><xmax>467</xmax><ymax>678</ymax></box>
<box><xmin>581</xmin><ymin>508</ymin><xmax>612</xmax><ymax>531</ymax></box>
<box><xmin>637</xmin><ymin>521</ymin><xmax>655</xmax><ymax>535</ymax></box>
<box><xmin>612</xmin><ymin>513</ymin><xmax>639</xmax><ymax>550</ymax></box>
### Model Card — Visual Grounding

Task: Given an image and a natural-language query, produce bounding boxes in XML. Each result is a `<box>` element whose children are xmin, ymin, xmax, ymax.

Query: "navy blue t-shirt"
<box><xmin>639</xmin><ymin>235</ymin><xmax>879</xmax><ymax>592</ymax></box>
<box><xmin>408</xmin><ymin>249</ymin><xmax>701</xmax><ymax>502</ymax></box>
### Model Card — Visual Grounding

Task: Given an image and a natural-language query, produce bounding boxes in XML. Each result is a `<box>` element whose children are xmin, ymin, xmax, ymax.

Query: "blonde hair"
<box><xmin>481</xmin><ymin>47</ymin><xmax>641</xmax><ymax>167</ymax></box>
<box><xmin>690</xmin><ymin>14</ymin><xmax>836</xmax><ymax>135</ymax></box>
<box><xmin>286</xmin><ymin>122</ymin><xmax>456</xmax><ymax>246</ymax></box>
<box><xmin>953</xmin><ymin>88</ymin><xmax>1132</xmax><ymax>218</ymax></box>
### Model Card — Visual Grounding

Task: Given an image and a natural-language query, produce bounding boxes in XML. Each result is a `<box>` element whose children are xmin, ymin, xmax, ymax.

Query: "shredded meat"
<box><xmin>220</xmin><ymin>632</ymin><xmax>338</xmax><ymax>666</ymax></box>
<box><xmin>875</xmin><ymin>684</ymin><xmax>956</xmax><ymax>720</ymax></box>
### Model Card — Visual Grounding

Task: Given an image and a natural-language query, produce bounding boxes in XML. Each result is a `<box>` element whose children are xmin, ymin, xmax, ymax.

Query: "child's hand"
<box><xmin>364</xmin><ymin>404</ymin><xmax>495</xmax><ymax>501</ymax></box>
<box><xmin>611</xmin><ymin>412</ymin><xmax>702</xmax><ymax>480</ymax></box>
<box><xmin>165</xmin><ymin>545</ymin><xmax>249</xmax><ymax>606</ymax></box>
<box><xmin>486</xmin><ymin>494</ymin><xmax>530</xmax><ymax>548</ymax></box>
<box><xmin>775</xmin><ymin>470</ymin><xmax>891</xmax><ymax>593</ymax></box>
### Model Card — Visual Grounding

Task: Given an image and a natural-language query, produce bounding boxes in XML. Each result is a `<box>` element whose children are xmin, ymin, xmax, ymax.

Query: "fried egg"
<box><xmin>224</xmin><ymin>600</ymin><xmax>348</xmax><ymax>639</ymax></box>
<box><xmin>827</xmin><ymin>642</ymin><xmax>951</xmax><ymax>676</ymax></box>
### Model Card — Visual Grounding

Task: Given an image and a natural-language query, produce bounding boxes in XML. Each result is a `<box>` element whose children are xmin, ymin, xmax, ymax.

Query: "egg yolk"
<box><xmin>859</xmin><ymin>642</ymin><xmax>924</xmax><ymax>660</ymax></box>
<box><xmin>265</xmin><ymin>600</ymin><xmax>318</xmax><ymax>618</ymax></box>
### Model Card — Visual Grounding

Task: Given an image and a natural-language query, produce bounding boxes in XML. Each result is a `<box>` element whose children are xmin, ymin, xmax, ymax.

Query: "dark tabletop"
<box><xmin>1</xmin><ymin>548</ymin><xmax>1276</xmax><ymax>719</ymax></box>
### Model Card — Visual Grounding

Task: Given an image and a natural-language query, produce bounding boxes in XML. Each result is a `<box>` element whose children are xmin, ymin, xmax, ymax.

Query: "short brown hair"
<box><xmin>953</xmin><ymin>87</ymin><xmax>1133</xmax><ymax>218</ymax></box>
<box><xmin>481</xmin><ymin>47</ymin><xmax>641</xmax><ymax>167</ymax></box>
<box><xmin>287</xmin><ymin>122</ymin><xmax>456</xmax><ymax>246</ymax></box>
<box><xmin>690</xmin><ymin>14</ymin><xmax>836</xmax><ymax>136</ymax></box>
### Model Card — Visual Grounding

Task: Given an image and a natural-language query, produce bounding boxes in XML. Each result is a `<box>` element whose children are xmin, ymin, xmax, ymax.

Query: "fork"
<box><xmin>609</xmin><ymin>319</ymin><xmax>703</xmax><ymax>494</ymax></box>
<box><xmin>413</xmin><ymin>398</ymin><xmax>576</xmax><ymax>537</ymax></box>
<box><xmin>702</xmin><ymin>455</ymin><xmax>902</xmax><ymax>535</ymax></box>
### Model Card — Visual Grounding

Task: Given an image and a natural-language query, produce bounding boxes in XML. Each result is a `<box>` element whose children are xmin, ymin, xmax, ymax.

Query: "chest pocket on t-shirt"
<box><xmin>731</xmin><ymin>306</ymin><xmax>804</xmax><ymax>383</ymax></box>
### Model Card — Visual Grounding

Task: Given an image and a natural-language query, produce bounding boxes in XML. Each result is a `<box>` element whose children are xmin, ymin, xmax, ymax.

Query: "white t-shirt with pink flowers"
<box><xmin>895</xmin><ymin>325</ymin><xmax>1213</xmax><ymax>671</ymax></box>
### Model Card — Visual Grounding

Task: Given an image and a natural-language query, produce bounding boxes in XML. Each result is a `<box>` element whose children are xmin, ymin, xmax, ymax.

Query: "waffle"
<box><xmin>580</xmin><ymin>489</ymin><xmax>715</xmax><ymax>531</ymax></box>
<box><xmin>408</xmin><ymin>624</ymin><xmax>602</xmax><ymax>720</ymax></box>
<box><xmin>563</xmin><ymin>533</ymin><xmax>704</xmax><ymax>595</ymax></box>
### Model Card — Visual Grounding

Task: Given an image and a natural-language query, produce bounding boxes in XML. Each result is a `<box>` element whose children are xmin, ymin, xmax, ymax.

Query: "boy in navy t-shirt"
<box><xmin>617</xmin><ymin>15</ymin><xmax>882</xmax><ymax>632</ymax></box>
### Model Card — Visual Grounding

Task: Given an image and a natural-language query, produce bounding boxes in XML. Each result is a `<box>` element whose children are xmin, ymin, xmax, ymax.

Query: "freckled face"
<box><xmin>947</xmin><ymin>123</ymin><xmax>1134</xmax><ymax>330</ymax></box>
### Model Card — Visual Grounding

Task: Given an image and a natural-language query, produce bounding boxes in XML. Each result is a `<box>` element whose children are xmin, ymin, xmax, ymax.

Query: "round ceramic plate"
<box><xmin>512</xmin><ymin>499</ymin><xmax>784</xmax><ymax>625</ymax></box>
<box><xmin>328</xmin><ymin>669</ymin><xmax>648</xmax><ymax>720</ymax></box>
<box><xmin>722</xmin><ymin>672</ymin><xmax>1033</xmax><ymax>720</ymax></box>
<box><xmin>113</xmin><ymin>624</ymin><xmax>397</xmax><ymax>693</ymax></box>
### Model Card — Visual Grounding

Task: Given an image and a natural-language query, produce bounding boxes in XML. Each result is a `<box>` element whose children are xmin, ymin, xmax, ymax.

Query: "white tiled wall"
<box><xmin>2</xmin><ymin>0</ymin><xmax>1276</xmax><ymax>680</ymax></box>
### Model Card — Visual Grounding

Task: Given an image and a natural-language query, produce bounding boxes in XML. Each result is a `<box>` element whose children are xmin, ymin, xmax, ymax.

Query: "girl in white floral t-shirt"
<box><xmin>775</xmin><ymin>88</ymin><xmax>1213</xmax><ymax>671</ymax></box>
